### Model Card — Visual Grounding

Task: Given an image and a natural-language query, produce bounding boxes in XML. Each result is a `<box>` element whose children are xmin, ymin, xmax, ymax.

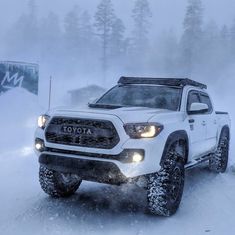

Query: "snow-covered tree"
<box><xmin>131</xmin><ymin>0</ymin><xmax>152</xmax><ymax>54</ymax></box>
<box><xmin>110</xmin><ymin>17</ymin><xmax>125</xmax><ymax>59</ymax></box>
<box><xmin>180</xmin><ymin>0</ymin><xmax>203</xmax><ymax>75</ymax></box>
<box><xmin>94</xmin><ymin>0</ymin><xmax>115</xmax><ymax>80</ymax></box>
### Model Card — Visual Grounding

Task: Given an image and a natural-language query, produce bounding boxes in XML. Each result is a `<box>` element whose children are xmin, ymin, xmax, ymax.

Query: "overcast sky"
<box><xmin>0</xmin><ymin>0</ymin><xmax>235</xmax><ymax>37</ymax></box>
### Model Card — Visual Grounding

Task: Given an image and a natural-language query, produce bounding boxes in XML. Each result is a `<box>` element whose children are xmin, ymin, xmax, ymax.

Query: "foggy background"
<box><xmin>0</xmin><ymin>0</ymin><xmax>235</xmax><ymax>106</ymax></box>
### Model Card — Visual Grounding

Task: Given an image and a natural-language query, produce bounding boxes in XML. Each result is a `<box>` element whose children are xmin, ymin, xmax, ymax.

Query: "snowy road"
<box><xmin>1</xmin><ymin>89</ymin><xmax>235</xmax><ymax>235</ymax></box>
<box><xmin>1</xmin><ymin>148</ymin><xmax>235</xmax><ymax>235</ymax></box>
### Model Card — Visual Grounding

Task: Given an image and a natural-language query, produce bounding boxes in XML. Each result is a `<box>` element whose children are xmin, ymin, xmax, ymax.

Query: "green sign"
<box><xmin>0</xmin><ymin>61</ymin><xmax>39</xmax><ymax>95</ymax></box>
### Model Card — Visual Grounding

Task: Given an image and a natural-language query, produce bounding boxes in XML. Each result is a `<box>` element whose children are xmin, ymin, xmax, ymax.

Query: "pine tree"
<box><xmin>132</xmin><ymin>0</ymin><xmax>152</xmax><ymax>55</ymax></box>
<box><xmin>180</xmin><ymin>0</ymin><xmax>203</xmax><ymax>75</ymax></box>
<box><xmin>110</xmin><ymin>17</ymin><xmax>125</xmax><ymax>59</ymax></box>
<box><xmin>94</xmin><ymin>0</ymin><xmax>115</xmax><ymax>80</ymax></box>
<box><xmin>79</xmin><ymin>10</ymin><xmax>99</xmax><ymax>71</ymax></box>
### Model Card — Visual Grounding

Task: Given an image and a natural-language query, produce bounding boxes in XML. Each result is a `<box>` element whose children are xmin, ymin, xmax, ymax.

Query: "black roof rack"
<box><xmin>118</xmin><ymin>77</ymin><xmax>207</xmax><ymax>89</ymax></box>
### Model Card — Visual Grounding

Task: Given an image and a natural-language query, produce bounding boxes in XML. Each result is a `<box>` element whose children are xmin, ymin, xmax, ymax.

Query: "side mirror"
<box><xmin>188</xmin><ymin>103</ymin><xmax>209</xmax><ymax>115</ymax></box>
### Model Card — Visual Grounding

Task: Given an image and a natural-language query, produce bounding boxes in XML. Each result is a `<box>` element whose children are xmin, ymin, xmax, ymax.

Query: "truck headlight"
<box><xmin>38</xmin><ymin>115</ymin><xmax>50</xmax><ymax>129</ymax></box>
<box><xmin>124</xmin><ymin>123</ymin><xmax>163</xmax><ymax>139</ymax></box>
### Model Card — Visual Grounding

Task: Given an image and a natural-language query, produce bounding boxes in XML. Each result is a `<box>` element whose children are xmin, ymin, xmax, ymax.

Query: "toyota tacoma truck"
<box><xmin>35</xmin><ymin>77</ymin><xmax>230</xmax><ymax>216</ymax></box>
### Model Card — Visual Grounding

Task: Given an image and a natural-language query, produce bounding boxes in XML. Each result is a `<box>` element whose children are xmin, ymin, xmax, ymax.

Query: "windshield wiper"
<box><xmin>88</xmin><ymin>103</ymin><xmax>124</xmax><ymax>109</ymax></box>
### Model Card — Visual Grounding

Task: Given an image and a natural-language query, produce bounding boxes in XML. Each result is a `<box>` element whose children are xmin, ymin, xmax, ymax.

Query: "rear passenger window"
<box><xmin>200</xmin><ymin>93</ymin><xmax>213</xmax><ymax>113</ymax></box>
<box><xmin>187</xmin><ymin>91</ymin><xmax>200</xmax><ymax>111</ymax></box>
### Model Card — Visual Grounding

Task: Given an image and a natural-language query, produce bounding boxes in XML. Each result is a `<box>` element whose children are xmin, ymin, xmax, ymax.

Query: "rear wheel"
<box><xmin>147</xmin><ymin>141</ymin><xmax>186</xmax><ymax>216</ymax></box>
<box><xmin>209</xmin><ymin>128</ymin><xmax>229</xmax><ymax>173</ymax></box>
<box><xmin>39</xmin><ymin>166</ymin><xmax>82</xmax><ymax>197</ymax></box>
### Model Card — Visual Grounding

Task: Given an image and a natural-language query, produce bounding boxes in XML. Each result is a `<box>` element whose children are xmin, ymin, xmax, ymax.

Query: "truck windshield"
<box><xmin>95</xmin><ymin>85</ymin><xmax>182</xmax><ymax>111</ymax></box>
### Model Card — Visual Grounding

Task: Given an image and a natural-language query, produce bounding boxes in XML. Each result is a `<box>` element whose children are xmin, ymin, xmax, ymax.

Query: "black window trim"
<box><xmin>187</xmin><ymin>89</ymin><xmax>213</xmax><ymax>115</ymax></box>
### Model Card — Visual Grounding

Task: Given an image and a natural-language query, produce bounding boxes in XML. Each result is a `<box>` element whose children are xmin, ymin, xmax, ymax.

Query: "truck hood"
<box><xmin>49</xmin><ymin>106</ymin><xmax>174</xmax><ymax>123</ymax></box>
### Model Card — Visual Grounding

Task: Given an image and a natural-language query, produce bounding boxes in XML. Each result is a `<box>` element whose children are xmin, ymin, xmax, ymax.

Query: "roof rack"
<box><xmin>118</xmin><ymin>77</ymin><xmax>207</xmax><ymax>89</ymax></box>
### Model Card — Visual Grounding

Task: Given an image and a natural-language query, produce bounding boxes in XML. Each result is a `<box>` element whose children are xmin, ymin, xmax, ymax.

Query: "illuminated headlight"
<box><xmin>124</xmin><ymin>123</ymin><xmax>163</xmax><ymax>139</ymax></box>
<box><xmin>38</xmin><ymin>115</ymin><xmax>50</xmax><ymax>129</ymax></box>
<box><xmin>35</xmin><ymin>138</ymin><xmax>45</xmax><ymax>152</ymax></box>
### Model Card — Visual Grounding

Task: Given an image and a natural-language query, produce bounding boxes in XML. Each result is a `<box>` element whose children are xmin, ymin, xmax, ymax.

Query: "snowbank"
<box><xmin>0</xmin><ymin>88</ymin><xmax>44</xmax><ymax>154</ymax></box>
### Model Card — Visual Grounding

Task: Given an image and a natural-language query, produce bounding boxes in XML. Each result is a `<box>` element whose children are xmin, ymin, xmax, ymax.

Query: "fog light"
<box><xmin>132</xmin><ymin>152</ymin><xmax>144</xmax><ymax>163</ymax></box>
<box><xmin>35</xmin><ymin>139</ymin><xmax>45</xmax><ymax>152</ymax></box>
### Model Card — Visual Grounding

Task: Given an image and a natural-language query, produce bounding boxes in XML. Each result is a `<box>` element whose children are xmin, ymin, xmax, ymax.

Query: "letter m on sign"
<box><xmin>0</xmin><ymin>61</ymin><xmax>39</xmax><ymax>95</ymax></box>
<box><xmin>1</xmin><ymin>71</ymin><xmax>24</xmax><ymax>89</ymax></box>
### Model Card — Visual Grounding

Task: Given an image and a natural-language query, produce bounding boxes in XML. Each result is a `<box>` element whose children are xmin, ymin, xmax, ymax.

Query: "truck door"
<box><xmin>199</xmin><ymin>92</ymin><xmax>217</xmax><ymax>151</ymax></box>
<box><xmin>187</xmin><ymin>91</ymin><xmax>207</xmax><ymax>159</ymax></box>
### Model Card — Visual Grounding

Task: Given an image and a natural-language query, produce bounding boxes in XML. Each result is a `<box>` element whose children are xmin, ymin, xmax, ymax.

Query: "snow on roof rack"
<box><xmin>118</xmin><ymin>77</ymin><xmax>207</xmax><ymax>89</ymax></box>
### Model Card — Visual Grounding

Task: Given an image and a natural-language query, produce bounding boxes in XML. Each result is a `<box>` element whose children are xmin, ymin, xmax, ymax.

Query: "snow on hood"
<box><xmin>48</xmin><ymin>105</ymin><xmax>173</xmax><ymax>123</ymax></box>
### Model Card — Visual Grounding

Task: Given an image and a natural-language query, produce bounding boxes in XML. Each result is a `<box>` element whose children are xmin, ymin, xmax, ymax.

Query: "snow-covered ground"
<box><xmin>1</xmin><ymin>88</ymin><xmax>235</xmax><ymax>235</ymax></box>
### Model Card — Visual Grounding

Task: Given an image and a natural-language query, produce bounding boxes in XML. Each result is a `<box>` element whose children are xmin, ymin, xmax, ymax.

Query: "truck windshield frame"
<box><xmin>94</xmin><ymin>85</ymin><xmax>183</xmax><ymax>111</ymax></box>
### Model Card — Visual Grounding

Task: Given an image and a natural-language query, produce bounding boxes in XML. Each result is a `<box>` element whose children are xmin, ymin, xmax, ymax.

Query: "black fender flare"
<box><xmin>218</xmin><ymin>125</ymin><xmax>230</xmax><ymax>142</ymax></box>
<box><xmin>160</xmin><ymin>130</ymin><xmax>189</xmax><ymax>166</ymax></box>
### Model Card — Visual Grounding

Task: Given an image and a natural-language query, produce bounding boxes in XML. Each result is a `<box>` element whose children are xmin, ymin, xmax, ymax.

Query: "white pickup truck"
<box><xmin>35</xmin><ymin>77</ymin><xmax>230</xmax><ymax>216</ymax></box>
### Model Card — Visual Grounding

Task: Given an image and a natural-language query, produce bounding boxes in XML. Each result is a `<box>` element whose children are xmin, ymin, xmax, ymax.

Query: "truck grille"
<box><xmin>45</xmin><ymin>117</ymin><xmax>120</xmax><ymax>149</ymax></box>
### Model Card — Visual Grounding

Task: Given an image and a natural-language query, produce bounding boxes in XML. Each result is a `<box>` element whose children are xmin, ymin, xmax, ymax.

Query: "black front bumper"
<box><xmin>39</xmin><ymin>154</ymin><xmax>128</xmax><ymax>185</ymax></box>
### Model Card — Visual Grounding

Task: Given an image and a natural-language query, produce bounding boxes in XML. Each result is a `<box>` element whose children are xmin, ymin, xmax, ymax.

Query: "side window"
<box><xmin>200</xmin><ymin>93</ymin><xmax>213</xmax><ymax>113</ymax></box>
<box><xmin>187</xmin><ymin>91</ymin><xmax>200</xmax><ymax>112</ymax></box>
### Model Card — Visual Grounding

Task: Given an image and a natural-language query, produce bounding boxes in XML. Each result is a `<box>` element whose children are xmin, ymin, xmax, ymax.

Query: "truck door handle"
<box><xmin>202</xmin><ymin>121</ymin><xmax>206</xmax><ymax>126</ymax></box>
<box><xmin>189</xmin><ymin>119</ymin><xmax>195</xmax><ymax>124</ymax></box>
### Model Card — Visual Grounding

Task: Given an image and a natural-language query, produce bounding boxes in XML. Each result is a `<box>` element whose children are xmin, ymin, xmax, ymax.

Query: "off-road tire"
<box><xmin>39</xmin><ymin>165</ymin><xmax>82</xmax><ymax>197</ymax></box>
<box><xmin>147</xmin><ymin>141</ymin><xmax>185</xmax><ymax>216</ymax></box>
<box><xmin>209</xmin><ymin>128</ymin><xmax>229</xmax><ymax>173</ymax></box>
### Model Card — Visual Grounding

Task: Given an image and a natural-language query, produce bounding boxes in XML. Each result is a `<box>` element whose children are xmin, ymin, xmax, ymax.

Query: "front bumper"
<box><xmin>39</xmin><ymin>154</ymin><xmax>129</xmax><ymax>185</ymax></box>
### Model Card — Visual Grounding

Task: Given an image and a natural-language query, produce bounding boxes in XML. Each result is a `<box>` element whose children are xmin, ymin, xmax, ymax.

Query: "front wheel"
<box><xmin>147</xmin><ymin>141</ymin><xmax>186</xmax><ymax>216</ymax></box>
<box><xmin>39</xmin><ymin>166</ymin><xmax>82</xmax><ymax>198</ymax></box>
